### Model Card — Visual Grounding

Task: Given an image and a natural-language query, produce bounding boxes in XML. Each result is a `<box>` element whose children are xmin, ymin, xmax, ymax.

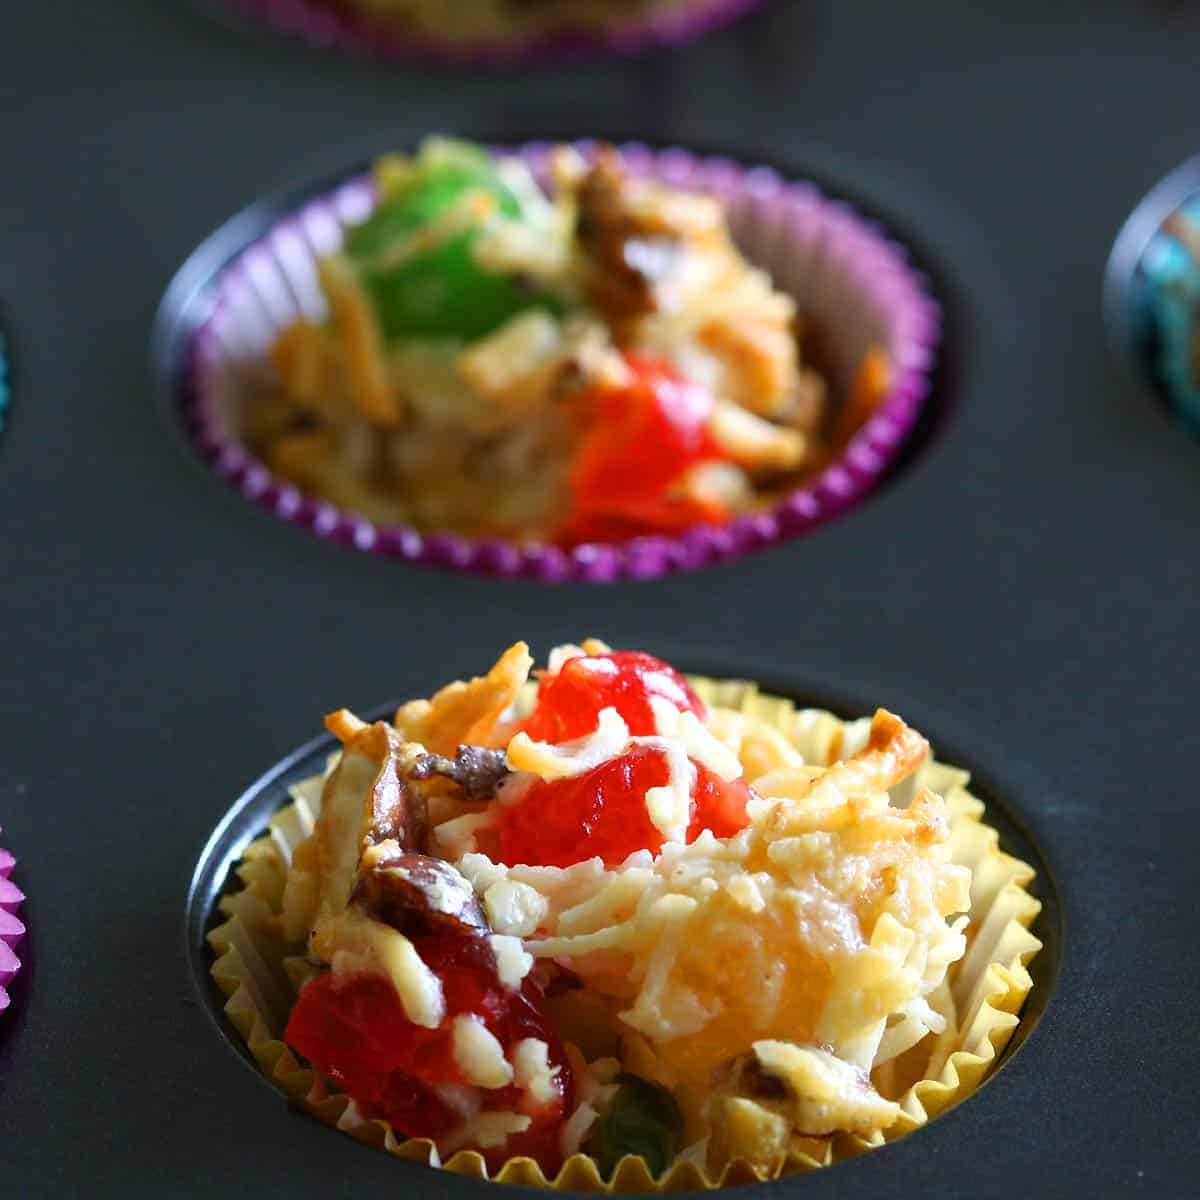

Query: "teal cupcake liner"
<box><xmin>0</xmin><ymin>334</ymin><xmax>9</xmax><ymax>436</ymax></box>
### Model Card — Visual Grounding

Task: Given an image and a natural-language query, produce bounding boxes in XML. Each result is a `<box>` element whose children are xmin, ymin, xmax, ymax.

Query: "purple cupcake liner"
<box><xmin>203</xmin><ymin>0</ymin><xmax>764</xmax><ymax>66</ymax></box>
<box><xmin>180</xmin><ymin>142</ymin><xmax>942</xmax><ymax>583</ymax></box>
<box><xmin>0</xmin><ymin>832</ymin><xmax>24</xmax><ymax>1014</ymax></box>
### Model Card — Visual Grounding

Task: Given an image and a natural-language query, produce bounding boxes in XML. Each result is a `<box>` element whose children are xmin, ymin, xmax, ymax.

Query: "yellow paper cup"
<box><xmin>208</xmin><ymin>678</ymin><xmax>1041</xmax><ymax>1189</ymax></box>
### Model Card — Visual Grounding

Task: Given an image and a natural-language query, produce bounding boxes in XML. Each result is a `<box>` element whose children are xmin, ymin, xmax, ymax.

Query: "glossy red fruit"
<box><xmin>284</xmin><ymin>933</ymin><xmax>573</xmax><ymax>1171</ymax></box>
<box><xmin>560</xmin><ymin>354</ymin><xmax>728</xmax><ymax>543</ymax></box>
<box><xmin>523</xmin><ymin>650</ymin><xmax>705</xmax><ymax>744</ymax></box>
<box><xmin>491</xmin><ymin>745</ymin><xmax>753</xmax><ymax>869</ymax></box>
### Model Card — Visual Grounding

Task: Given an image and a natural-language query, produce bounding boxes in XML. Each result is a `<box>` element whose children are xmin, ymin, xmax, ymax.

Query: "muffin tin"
<box><xmin>4</xmin><ymin>1</ymin><xmax>1200</xmax><ymax>1197</ymax></box>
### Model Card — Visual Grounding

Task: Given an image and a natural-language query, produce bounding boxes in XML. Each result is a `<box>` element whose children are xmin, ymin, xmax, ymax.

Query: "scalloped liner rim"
<box><xmin>205</xmin><ymin>686</ymin><xmax>1041</xmax><ymax>1190</ymax></box>
<box><xmin>0</xmin><ymin>836</ymin><xmax>25</xmax><ymax>1015</ymax></box>
<box><xmin>180</xmin><ymin>142</ymin><xmax>943</xmax><ymax>583</ymax></box>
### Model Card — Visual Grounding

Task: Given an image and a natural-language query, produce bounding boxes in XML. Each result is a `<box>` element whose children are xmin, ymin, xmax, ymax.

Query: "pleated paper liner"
<box><xmin>207</xmin><ymin>679</ymin><xmax>1041</xmax><ymax>1189</ymax></box>
<box><xmin>0</xmin><ymin>830</ymin><xmax>25</xmax><ymax>1014</ymax></box>
<box><xmin>203</xmin><ymin>0</ymin><xmax>764</xmax><ymax>67</ymax></box>
<box><xmin>182</xmin><ymin>142</ymin><xmax>941</xmax><ymax>581</ymax></box>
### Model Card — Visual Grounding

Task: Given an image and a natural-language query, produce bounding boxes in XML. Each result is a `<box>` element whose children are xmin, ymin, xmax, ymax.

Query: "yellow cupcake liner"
<box><xmin>208</xmin><ymin>679</ymin><xmax>1042</xmax><ymax>1190</ymax></box>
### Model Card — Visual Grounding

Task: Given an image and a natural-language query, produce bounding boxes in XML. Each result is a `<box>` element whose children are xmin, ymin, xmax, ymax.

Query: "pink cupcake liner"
<box><xmin>200</xmin><ymin>0</ymin><xmax>765</xmax><ymax>66</ymax></box>
<box><xmin>178</xmin><ymin>142</ymin><xmax>942</xmax><ymax>582</ymax></box>
<box><xmin>0</xmin><ymin>833</ymin><xmax>24</xmax><ymax>1014</ymax></box>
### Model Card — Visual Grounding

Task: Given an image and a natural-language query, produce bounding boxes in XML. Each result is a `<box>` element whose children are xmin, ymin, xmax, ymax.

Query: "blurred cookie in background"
<box><xmin>207</xmin><ymin>0</ymin><xmax>766</xmax><ymax>65</ymax></box>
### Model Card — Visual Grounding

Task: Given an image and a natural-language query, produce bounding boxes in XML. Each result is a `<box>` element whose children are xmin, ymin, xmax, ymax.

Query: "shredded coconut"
<box><xmin>633</xmin><ymin>734</ymin><xmax>696</xmax><ymax>843</ymax></box>
<box><xmin>328</xmin><ymin>911</ymin><xmax>445</xmax><ymax>1030</ymax></box>
<box><xmin>484</xmin><ymin>879</ymin><xmax>548</xmax><ymax>937</ymax></box>
<box><xmin>649</xmin><ymin>698</ymin><xmax>743</xmax><ymax>781</ymax></box>
<box><xmin>441</xmin><ymin>1111</ymin><xmax>531</xmax><ymax>1155</ymax></box>
<box><xmin>452</xmin><ymin>1014</ymin><xmax>514</xmax><ymax>1089</ymax></box>
<box><xmin>511</xmin><ymin>1037</ymin><xmax>560</xmax><ymax>1106</ymax></box>
<box><xmin>490</xmin><ymin>933</ymin><xmax>533</xmax><ymax>989</ymax></box>
<box><xmin>507</xmin><ymin>706</ymin><xmax>630</xmax><ymax>781</ymax></box>
<box><xmin>462</xmin><ymin>713</ymin><xmax>969</xmax><ymax>1090</ymax></box>
<box><xmin>560</xmin><ymin>1102</ymin><xmax>599</xmax><ymax>1158</ymax></box>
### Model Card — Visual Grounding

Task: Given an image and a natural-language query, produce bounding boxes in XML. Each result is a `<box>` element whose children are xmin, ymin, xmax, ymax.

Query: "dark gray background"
<box><xmin>2</xmin><ymin>1</ymin><xmax>1198</xmax><ymax>1195</ymax></box>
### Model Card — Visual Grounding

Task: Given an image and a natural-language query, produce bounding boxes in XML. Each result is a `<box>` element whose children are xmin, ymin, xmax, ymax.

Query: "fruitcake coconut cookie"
<box><xmin>186</xmin><ymin>139</ymin><xmax>940</xmax><ymax>578</ymax></box>
<box><xmin>335</xmin><ymin>0</ymin><xmax>745</xmax><ymax>43</ymax></box>
<box><xmin>245</xmin><ymin>139</ymin><xmax>891</xmax><ymax>546</ymax></box>
<box><xmin>209</xmin><ymin>643</ymin><xmax>1040</xmax><ymax>1187</ymax></box>
<box><xmin>214</xmin><ymin>0</ymin><xmax>763</xmax><ymax>64</ymax></box>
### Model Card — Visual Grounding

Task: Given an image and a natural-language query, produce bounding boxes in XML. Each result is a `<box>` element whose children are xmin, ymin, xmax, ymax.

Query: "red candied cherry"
<box><xmin>559</xmin><ymin>353</ymin><xmax>729</xmax><ymax>544</ymax></box>
<box><xmin>284</xmin><ymin>972</ymin><xmax>462</xmax><ymax>1140</ymax></box>
<box><xmin>523</xmin><ymin>650</ymin><xmax>705</xmax><ymax>744</ymax></box>
<box><xmin>490</xmin><ymin>744</ymin><xmax>753</xmax><ymax>869</ymax></box>
<box><xmin>285</xmin><ymin>932</ymin><xmax>573</xmax><ymax>1172</ymax></box>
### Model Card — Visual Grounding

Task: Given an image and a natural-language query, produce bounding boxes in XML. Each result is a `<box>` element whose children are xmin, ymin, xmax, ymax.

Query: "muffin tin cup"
<box><xmin>198</xmin><ymin>675</ymin><xmax>1041</xmax><ymax>1189</ymax></box>
<box><xmin>202</xmin><ymin>0</ymin><xmax>765</xmax><ymax>66</ymax></box>
<box><xmin>180</xmin><ymin>142</ymin><xmax>942</xmax><ymax>582</ymax></box>
<box><xmin>0</xmin><ymin>835</ymin><xmax>24</xmax><ymax>1014</ymax></box>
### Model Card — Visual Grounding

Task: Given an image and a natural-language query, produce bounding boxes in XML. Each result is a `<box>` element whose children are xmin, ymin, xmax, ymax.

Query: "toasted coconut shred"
<box><xmin>210</xmin><ymin>642</ymin><xmax>1041</xmax><ymax>1189</ymax></box>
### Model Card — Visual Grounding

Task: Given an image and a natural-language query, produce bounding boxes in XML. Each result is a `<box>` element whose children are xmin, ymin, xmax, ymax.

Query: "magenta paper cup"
<box><xmin>176</xmin><ymin>142</ymin><xmax>941</xmax><ymax>582</ymax></box>
<box><xmin>0</xmin><ymin>834</ymin><xmax>23</xmax><ymax>1014</ymax></box>
<box><xmin>201</xmin><ymin>0</ymin><xmax>765</xmax><ymax>66</ymax></box>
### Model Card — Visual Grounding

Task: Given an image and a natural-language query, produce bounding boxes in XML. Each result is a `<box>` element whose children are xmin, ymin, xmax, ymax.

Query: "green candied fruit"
<box><xmin>341</xmin><ymin>138</ymin><xmax>560</xmax><ymax>343</ymax></box>
<box><xmin>589</xmin><ymin>1073</ymin><xmax>685</xmax><ymax>1179</ymax></box>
